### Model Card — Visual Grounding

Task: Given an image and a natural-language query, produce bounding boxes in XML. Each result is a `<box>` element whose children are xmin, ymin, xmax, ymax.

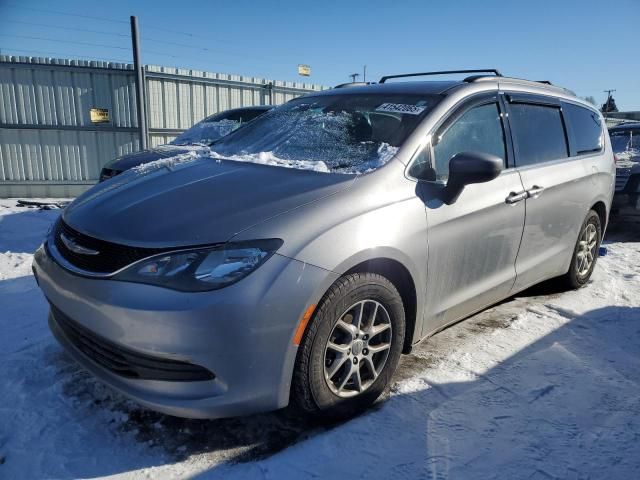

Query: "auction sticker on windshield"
<box><xmin>375</xmin><ymin>103</ymin><xmax>427</xmax><ymax>115</ymax></box>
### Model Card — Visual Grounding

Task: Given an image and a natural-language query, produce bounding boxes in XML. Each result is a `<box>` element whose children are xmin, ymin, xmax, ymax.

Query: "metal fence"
<box><xmin>0</xmin><ymin>56</ymin><xmax>327</xmax><ymax>197</ymax></box>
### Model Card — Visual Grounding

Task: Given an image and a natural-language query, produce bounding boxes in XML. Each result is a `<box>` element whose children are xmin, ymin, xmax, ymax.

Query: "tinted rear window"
<box><xmin>563</xmin><ymin>103</ymin><xmax>603</xmax><ymax>155</ymax></box>
<box><xmin>509</xmin><ymin>103</ymin><xmax>568</xmax><ymax>166</ymax></box>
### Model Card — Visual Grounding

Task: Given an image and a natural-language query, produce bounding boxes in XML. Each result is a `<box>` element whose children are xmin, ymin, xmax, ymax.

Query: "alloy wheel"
<box><xmin>323</xmin><ymin>299</ymin><xmax>392</xmax><ymax>398</ymax></box>
<box><xmin>576</xmin><ymin>222</ymin><xmax>598</xmax><ymax>277</ymax></box>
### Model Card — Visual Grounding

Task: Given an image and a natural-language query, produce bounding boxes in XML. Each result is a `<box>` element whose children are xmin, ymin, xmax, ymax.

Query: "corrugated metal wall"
<box><xmin>144</xmin><ymin>65</ymin><xmax>325</xmax><ymax>147</ymax></box>
<box><xmin>0</xmin><ymin>56</ymin><xmax>327</xmax><ymax>197</ymax></box>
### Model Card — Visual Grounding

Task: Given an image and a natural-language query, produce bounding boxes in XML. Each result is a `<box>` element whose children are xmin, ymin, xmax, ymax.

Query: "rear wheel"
<box><xmin>292</xmin><ymin>273</ymin><xmax>405</xmax><ymax>418</ymax></box>
<box><xmin>560</xmin><ymin>210</ymin><xmax>602</xmax><ymax>289</ymax></box>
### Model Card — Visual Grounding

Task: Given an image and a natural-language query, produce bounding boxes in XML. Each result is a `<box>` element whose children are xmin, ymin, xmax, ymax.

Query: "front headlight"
<box><xmin>113</xmin><ymin>239</ymin><xmax>283</xmax><ymax>292</ymax></box>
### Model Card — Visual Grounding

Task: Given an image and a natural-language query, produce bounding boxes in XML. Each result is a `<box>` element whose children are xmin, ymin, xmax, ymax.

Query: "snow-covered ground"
<box><xmin>1</xmin><ymin>198</ymin><xmax>639</xmax><ymax>479</ymax></box>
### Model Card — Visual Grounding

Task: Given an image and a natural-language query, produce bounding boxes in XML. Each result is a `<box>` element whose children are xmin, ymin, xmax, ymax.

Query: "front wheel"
<box><xmin>560</xmin><ymin>210</ymin><xmax>602</xmax><ymax>289</ymax></box>
<box><xmin>292</xmin><ymin>273</ymin><xmax>405</xmax><ymax>418</ymax></box>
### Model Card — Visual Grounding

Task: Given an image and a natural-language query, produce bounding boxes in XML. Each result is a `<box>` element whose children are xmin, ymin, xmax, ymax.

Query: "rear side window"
<box><xmin>509</xmin><ymin>103</ymin><xmax>568</xmax><ymax>166</ymax></box>
<box><xmin>563</xmin><ymin>103</ymin><xmax>603</xmax><ymax>155</ymax></box>
<box><xmin>432</xmin><ymin>103</ymin><xmax>506</xmax><ymax>181</ymax></box>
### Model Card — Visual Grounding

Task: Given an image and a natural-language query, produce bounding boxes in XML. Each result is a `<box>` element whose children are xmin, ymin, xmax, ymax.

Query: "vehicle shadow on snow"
<box><xmin>0</xmin><ymin>205</ymin><xmax>61</xmax><ymax>252</ymax></box>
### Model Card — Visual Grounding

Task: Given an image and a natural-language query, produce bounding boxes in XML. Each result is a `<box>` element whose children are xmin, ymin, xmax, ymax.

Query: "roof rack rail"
<box><xmin>379</xmin><ymin>69</ymin><xmax>502</xmax><ymax>84</ymax></box>
<box><xmin>535</xmin><ymin>80</ymin><xmax>553</xmax><ymax>85</ymax></box>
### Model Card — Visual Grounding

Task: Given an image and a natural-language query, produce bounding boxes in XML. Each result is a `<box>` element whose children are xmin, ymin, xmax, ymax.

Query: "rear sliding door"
<box><xmin>505</xmin><ymin>93</ymin><xmax>603</xmax><ymax>292</ymax></box>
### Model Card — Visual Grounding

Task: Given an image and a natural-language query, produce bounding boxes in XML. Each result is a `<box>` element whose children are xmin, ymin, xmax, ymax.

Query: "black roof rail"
<box><xmin>535</xmin><ymin>80</ymin><xmax>553</xmax><ymax>85</ymax></box>
<box><xmin>379</xmin><ymin>69</ymin><xmax>502</xmax><ymax>84</ymax></box>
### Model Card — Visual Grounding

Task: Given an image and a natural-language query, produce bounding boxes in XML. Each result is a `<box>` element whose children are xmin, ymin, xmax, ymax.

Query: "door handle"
<box><xmin>526</xmin><ymin>185</ymin><xmax>545</xmax><ymax>198</ymax></box>
<box><xmin>505</xmin><ymin>191</ymin><xmax>527</xmax><ymax>204</ymax></box>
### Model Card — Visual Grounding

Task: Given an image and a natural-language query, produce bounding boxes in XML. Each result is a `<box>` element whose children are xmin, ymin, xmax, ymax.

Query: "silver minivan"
<box><xmin>33</xmin><ymin>70</ymin><xmax>615</xmax><ymax>419</ymax></box>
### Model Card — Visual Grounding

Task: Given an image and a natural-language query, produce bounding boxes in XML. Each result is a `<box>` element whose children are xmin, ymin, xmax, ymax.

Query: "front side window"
<box><xmin>432</xmin><ymin>102</ymin><xmax>506</xmax><ymax>181</ymax></box>
<box><xmin>509</xmin><ymin>103</ymin><xmax>568</xmax><ymax>166</ymax></box>
<box><xmin>210</xmin><ymin>94</ymin><xmax>440</xmax><ymax>174</ymax></box>
<box><xmin>563</xmin><ymin>103</ymin><xmax>603</xmax><ymax>155</ymax></box>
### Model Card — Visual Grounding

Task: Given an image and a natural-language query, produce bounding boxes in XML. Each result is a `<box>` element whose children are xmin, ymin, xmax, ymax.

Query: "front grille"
<box><xmin>52</xmin><ymin>219</ymin><xmax>168</xmax><ymax>274</ymax></box>
<box><xmin>51</xmin><ymin>305</ymin><xmax>215</xmax><ymax>382</ymax></box>
<box><xmin>616</xmin><ymin>168</ymin><xmax>632</xmax><ymax>192</ymax></box>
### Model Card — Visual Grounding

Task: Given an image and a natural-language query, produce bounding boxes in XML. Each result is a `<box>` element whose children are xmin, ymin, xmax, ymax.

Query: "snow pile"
<box><xmin>1</xmin><ymin>198</ymin><xmax>640</xmax><ymax>479</ymax></box>
<box><xmin>132</xmin><ymin>150</ymin><xmax>201</xmax><ymax>174</ymax></box>
<box><xmin>209</xmin><ymin>149</ymin><xmax>330</xmax><ymax>172</ymax></box>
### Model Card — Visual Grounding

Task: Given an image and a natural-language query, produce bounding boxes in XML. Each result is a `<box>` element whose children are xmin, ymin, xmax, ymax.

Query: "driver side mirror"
<box><xmin>441</xmin><ymin>151</ymin><xmax>503</xmax><ymax>205</ymax></box>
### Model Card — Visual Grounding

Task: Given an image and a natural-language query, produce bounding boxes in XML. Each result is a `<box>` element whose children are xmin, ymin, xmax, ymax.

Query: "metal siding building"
<box><xmin>0</xmin><ymin>56</ymin><xmax>327</xmax><ymax>197</ymax></box>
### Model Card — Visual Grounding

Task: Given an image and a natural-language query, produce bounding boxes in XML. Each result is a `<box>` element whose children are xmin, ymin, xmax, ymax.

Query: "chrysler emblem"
<box><xmin>60</xmin><ymin>233</ymin><xmax>100</xmax><ymax>256</ymax></box>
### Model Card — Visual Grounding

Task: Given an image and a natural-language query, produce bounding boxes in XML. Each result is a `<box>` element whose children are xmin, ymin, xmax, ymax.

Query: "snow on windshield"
<box><xmin>130</xmin><ymin>95</ymin><xmax>436</xmax><ymax>176</ymax></box>
<box><xmin>171</xmin><ymin>119</ymin><xmax>239</xmax><ymax>146</ymax></box>
<box><xmin>132</xmin><ymin>150</ymin><xmax>200</xmax><ymax>174</ymax></box>
<box><xmin>208</xmin><ymin>96</ymin><xmax>432</xmax><ymax>174</ymax></box>
<box><xmin>209</xmin><ymin>142</ymin><xmax>398</xmax><ymax>174</ymax></box>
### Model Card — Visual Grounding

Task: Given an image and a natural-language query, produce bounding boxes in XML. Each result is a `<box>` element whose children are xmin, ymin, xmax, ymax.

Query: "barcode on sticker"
<box><xmin>375</xmin><ymin>103</ymin><xmax>426</xmax><ymax>115</ymax></box>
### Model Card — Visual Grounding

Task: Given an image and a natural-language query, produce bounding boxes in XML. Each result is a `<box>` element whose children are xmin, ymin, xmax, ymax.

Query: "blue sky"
<box><xmin>0</xmin><ymin>0</ymin><xmax>638</xmax><ymax>110</ymax></box>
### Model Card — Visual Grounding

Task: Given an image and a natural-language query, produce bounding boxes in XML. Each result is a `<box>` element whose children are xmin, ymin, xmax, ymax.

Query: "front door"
<box><xmin>417</xmin><ymin>94</ymin><xmax>526</xmax><ymax>334</ymax></box>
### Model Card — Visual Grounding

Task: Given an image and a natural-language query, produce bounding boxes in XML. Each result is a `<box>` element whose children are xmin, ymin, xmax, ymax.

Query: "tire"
<box><xmin>292</xmin><ymin>272</ymin><xmax>405</xmax><ymax>419</ymax></box>
<box><xmin>559</xmin><ymin>209</ymin><xmax>602</xmax><ymax>289</ymax></box>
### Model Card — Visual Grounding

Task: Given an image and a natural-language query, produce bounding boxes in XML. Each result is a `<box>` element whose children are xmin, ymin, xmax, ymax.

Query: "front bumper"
<box><xmin>34</xmin><ymin>245</ymin><xmax>337</xmax><ymax>419</ymax></box>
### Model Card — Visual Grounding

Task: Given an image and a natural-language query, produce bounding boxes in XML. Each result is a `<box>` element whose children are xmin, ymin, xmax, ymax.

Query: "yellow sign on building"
<box><xmin>297</xmin><ymin>64</ymin><xmax>311</xmax><ymax>77</ymax></box>
<box><xmin>90</xmin><ymin>108</ymin><xmax>110</xmax><ymax>123</ymax></box>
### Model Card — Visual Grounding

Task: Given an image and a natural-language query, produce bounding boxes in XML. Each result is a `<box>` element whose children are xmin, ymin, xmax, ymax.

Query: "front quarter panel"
<box><xmin>233</xmin><ymin>160</ymin><xmax>429</xmax><ymax>345</ymax></box>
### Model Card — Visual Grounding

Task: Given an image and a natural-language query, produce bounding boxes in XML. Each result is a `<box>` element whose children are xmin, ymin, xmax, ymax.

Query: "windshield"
<box><xmin>610</xmin><ymin>129</ymin><xmax>640</xmax><ymax>159</ymax></box>
<box><xmin>210</xmin><ymin>94</ymin><xmax>439</xmax><ymax>174</ymax></box>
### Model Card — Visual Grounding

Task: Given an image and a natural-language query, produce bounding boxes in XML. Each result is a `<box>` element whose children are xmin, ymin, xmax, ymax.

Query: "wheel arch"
<box><xmin>343</xmin><ymin>257</ymin><xmax>418</xmax><ymax>354</ymax></box>
<box><xmin>591</xmin><ymin>200</ymin><xmax>607</xmax><ymax>230</ymax></box>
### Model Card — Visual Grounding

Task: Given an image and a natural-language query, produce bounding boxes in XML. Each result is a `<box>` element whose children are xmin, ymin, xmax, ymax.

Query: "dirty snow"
<box><xmin>1</xmin><ymin>198</ymin><xmax>639</xmax><ymax>479</ymax></box>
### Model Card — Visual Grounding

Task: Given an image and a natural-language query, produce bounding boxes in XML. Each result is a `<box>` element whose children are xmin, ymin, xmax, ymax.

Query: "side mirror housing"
<box><xmin>441</xmin><ymin>151</ymin><xmax>503</xmax><ymax>204</ymax></box>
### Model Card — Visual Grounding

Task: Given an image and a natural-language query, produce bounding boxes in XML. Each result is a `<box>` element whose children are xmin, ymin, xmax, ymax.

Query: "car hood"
<box><xmin>103</xmin><ymin>145</ymin><xmax>196</xmax><ymax>172</ymax></box>
<box><xmin>64</xmin><ymin>157</ymin><xmax>356</xmax><ymax>247</ymax></box>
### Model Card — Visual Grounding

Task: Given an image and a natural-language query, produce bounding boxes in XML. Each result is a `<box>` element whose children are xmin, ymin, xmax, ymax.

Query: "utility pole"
<box><xmin>131</xmin><ymin>16</ymin><xmax>148</xmax><ymax>150</ymax></box>
<box><xmin>603</xmin><ymin>89</ymin><xmax>616</xmax><ymax>117</ymax></box>
<box><xmin>350</xmin><ymin>73</ymin><xmax>360</xmax><ymax>83</ymax></box>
